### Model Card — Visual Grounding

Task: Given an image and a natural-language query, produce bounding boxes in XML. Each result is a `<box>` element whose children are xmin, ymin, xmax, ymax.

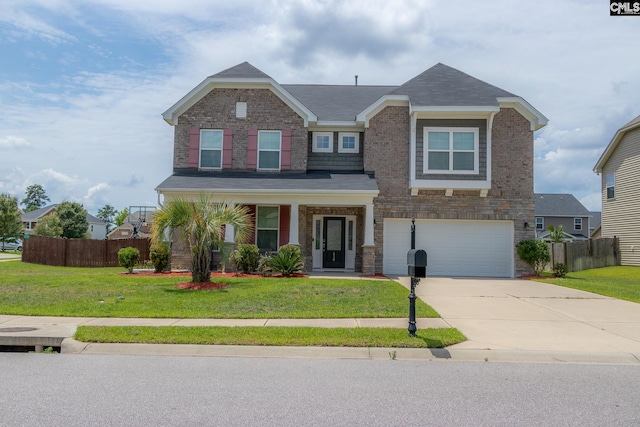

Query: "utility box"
<box><xmin>407</xmin><ymin>249</ymin><xmax>427</xmax><ymax>278</ymax></box>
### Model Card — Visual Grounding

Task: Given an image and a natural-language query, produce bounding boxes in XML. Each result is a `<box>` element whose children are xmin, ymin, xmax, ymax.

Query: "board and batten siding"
<box><xmin>601</xmin><ymin>126</ymin><xmax>640</xmax><ymax>266</ymax></box>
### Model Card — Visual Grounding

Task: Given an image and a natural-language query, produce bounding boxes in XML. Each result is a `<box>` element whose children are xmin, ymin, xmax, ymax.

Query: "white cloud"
<box><xmin>0</xmin><ymin>135</ymin><xmax>29</xmax><ymax>148</ymax></box>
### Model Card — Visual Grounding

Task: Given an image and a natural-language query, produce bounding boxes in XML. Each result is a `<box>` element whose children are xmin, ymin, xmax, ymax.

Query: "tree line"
<box><xmin>0</xmin><ymin>184</ymin><xmax>132</xmax><ymax>249</ymax></box>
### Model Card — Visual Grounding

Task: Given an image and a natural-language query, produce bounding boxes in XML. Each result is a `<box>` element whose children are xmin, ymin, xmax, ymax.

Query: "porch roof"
<box><xmin>155</xmin><ymin>171</ymin><xmax>379</xmax><ymax>195</ymax></box>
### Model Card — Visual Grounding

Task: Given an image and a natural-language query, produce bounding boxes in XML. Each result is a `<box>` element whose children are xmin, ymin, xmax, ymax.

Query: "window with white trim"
<box><xmin>574</xmin><ymin>218</ymin><xmax>582</xmax><ymax>231</ymax></box>
<box><xmin>313</xmin><ymin>132</ymin><xmax>333</xmax><ymax>153</ymax></box>
<box><xmin>423</xmin><ymin>127</ymin><xmax>479</xmax><ymax>174</ymax></box>
<box><xmin>256</xmin><ymin>206</ymin><xmax>279</xmax><ymax>251</ymax></box>
<box><xmin>200</xmin><ymin>129</ymin><xmax>223</xmax><ymax>169</ymax></box>
<box><xmin>536</xmin><ymin>217</ymin><xmax>544</xmax><ymax>230</ymax></box>
<box><xmin>338</xmin><ymin>132</ymin><xmax>359</xmax><ymax>153</ymax></box>
<box><xmin>258</xmin><ymin>131</ymin><xmax>281</xmax><ymax>170</ymax></box>
<box><xmin>606</xmin><ymin>173</ymin><xmax>615</xmax><ymax>199</ymax></box>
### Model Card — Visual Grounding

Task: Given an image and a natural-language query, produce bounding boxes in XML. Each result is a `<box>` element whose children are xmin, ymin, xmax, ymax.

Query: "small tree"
<box><xmin>34</xmin><ymin>213</ymin><xmax>63</xmax><ymax>237</ymax></box>
<box><xmin>516</xmin><ymin>240</ymin><xmax>550</xmax><ymax>276</ymax></box>
<box><xmin>546</xmin><ymin>225</ymin><xmax>565</xmax><ymax>243</ymax></box>
<box><xmin>21</xmin><ymin>184</ymin><xmax>50</xmax><ymax>212</ymax></box>
<box><xmin>97</xmin><ymin>204</ymin><xmax>118</xmax><ymax>234</ymax></box>
<box><xmin>56</xmin><ymin>201</ymin><xmax>89</xmax><ymax>238</ymax></box>
<box><xmin>118</xmin><ymin>247</ymin><xmax>140</xmax><ymax>273</ymax></box>
<box><xmin>151</xmin><ymin>196</ymin><xmax>253</xmax><ymax>283</ymax></box>
<box><xmin>114</xmin><ymin>208</ymin><xmax>129</xmax><ymax>227</ymax></box>
<box><xmin>0</xmin><ymin>193</ymin><xmax>24</xmax><ymax>251</ymax></box>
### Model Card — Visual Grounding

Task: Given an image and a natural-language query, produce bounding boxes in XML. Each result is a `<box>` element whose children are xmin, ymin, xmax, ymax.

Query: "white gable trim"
<box><xmin>594</xmin><ymin>118</ymin><xmax>640</xmax><ymax>173</ymax></box>
<box><xmin>162</xmin><ymin>77</ymin><xmax>317</xmax><ymax>126</ymax></box>
<box><xmin>356</xmin><ymin>95</ymin><xmax>410</xmax><ymax>127</ymax></box>
<box><xmin>497</xmin><ymin>97</ymin><xmax>548</xmax><ymax>131</ymax></box>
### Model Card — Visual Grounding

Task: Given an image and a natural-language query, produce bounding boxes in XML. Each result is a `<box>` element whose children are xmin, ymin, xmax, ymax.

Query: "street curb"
<box><xmin>60</xmin><ymin>339</ymin><xmax>640</xmax><ymax>365</ymax></box>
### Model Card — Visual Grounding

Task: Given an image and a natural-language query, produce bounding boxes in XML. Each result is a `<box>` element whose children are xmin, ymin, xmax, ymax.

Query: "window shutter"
<box><xmin>247</xmin><ymin>128</ymin><xmax>258</xmax><ymax>169</ymax></box>
<box><xmin>223</xmin><ymin>128</ymin><xmax>233</xmax><ymax>168</ymax></box>
<box><xmin>281</xmin><ymin>129</ymin><xmax>291</xmax><ymax>170</ymax></box>
<box><xmin>188</xmin><ymin>127</ymin><xmax>200</xmax><ymax>168</ymax></box>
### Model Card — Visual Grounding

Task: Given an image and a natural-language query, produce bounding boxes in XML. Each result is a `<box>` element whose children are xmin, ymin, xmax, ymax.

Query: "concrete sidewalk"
<box><xmin>2</xmin><ymin>275</ymin><xmax>640</xmax><ymax>364</ymax></box>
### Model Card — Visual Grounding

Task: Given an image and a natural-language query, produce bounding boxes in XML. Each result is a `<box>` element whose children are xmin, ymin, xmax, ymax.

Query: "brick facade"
<box><xmin>365</xmin><ymin>106</ymin><xmax>535</xmax><ymax>276</ymax></box>
<box><xmin>175</xmin><ymin>88</ymin><xmax>307</xmax><ymax>171</ymax></box>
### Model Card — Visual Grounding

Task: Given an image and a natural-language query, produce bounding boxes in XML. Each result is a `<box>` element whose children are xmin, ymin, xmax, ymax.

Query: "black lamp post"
<box><xmin>408</xmin><ymin>219</ymin><xmax>418</xmax><ymax>337</ymax></box>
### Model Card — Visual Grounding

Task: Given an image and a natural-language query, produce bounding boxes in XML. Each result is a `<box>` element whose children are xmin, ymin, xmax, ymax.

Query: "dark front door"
<box><xmin>323</xmin><ymin>217</ymin><xmax>345</xmax><ymax>269</ymax></box>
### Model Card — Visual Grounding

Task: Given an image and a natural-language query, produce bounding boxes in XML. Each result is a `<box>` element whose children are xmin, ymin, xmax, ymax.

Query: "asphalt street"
<box><xmin>1</xmin><ymin>353</ymin><xmax>639</xmax><ymax>426</ymax></box>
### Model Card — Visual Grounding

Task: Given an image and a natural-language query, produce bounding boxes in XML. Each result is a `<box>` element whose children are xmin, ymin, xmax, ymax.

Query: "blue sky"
<box><xmin>1</xmin><ymin>0</ymin><xmax>639</xmax><ymax>216</ymax></box>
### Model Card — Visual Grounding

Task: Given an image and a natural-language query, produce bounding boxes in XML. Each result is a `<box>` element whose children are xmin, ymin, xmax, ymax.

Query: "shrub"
<box><xmin>257</xmin><ymin>252</ymin><xmax>274</xmax><ymax>276</ymax></box>
<box><xmin>228</xmin><ymin>244</ymin><xmax>260</xmax><ymax>273</ymax></box>
<box><xmin>150</xmin><ymin>243</ymin><xmax>171</xmax><ymax>273</ymax></box>
<box><xmin>516</xmin><ymin>240</ymin><xmax>550</xmax><ymax>276</ymax></box>
<box><xmin>270</xmin><ymin>244</ymin><xmax>304</xmax><ymax>277</ymax></box>
<box><xmin>553</xmin><ymin>263</ymin><xmax>567</xmax><ymax>278</ymax></box>
<box><xmin>118</xmin><ymin>247</ymin><xmax>140</xmax><ymax>273</ymax></box>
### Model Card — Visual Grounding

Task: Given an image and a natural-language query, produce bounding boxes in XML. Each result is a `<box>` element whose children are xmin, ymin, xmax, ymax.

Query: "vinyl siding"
<box><xmin>601</xmin><ymin>127</ymin><xmax>640</xmax><ymax>265</ymax></box>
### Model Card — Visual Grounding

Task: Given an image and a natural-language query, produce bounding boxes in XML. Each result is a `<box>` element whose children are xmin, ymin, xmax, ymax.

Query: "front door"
<box><xmin>323</xmin><ymin>217</ymin><xmax>345</xmax><ymax>268</ymax></box>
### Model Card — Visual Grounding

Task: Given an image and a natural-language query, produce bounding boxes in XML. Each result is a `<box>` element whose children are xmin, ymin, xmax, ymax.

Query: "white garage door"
<box><xmin>383</xmin><ymin>219</ymin><xmax>514</xmax><ymax>277</ymax></box>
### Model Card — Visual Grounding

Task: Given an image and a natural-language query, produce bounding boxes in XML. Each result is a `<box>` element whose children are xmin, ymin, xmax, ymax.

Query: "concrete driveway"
<box><xmin>397</xmin><ymin>276</ymin><xmax>640</xmax><ymax>355</ymax></box>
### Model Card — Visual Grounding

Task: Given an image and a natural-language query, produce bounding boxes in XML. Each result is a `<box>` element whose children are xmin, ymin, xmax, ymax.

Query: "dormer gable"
<box><xmin>162</xmin><ymin>62</ymin><xmax>317</xmax><ymax>126</ymax></box>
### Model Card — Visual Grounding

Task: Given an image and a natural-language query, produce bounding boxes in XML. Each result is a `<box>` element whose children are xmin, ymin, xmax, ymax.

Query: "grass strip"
<box><xmin>534</xmin><ymin>266</ymin><xmax>640</xmax><ymax>303</ymax></box>
<box><xmin>75</xmin><ymin>326</ymin><xmax>466</xmax><ymax>348</ymax></box>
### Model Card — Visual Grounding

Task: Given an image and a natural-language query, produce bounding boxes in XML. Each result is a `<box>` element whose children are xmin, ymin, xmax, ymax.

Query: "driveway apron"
<box><xmin>396</xmin><ymin>276</ymin><xmax>640</xmax><ymax>354</ymax></box>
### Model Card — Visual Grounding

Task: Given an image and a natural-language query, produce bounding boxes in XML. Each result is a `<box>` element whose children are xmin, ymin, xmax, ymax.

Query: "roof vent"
<box><xmin>355</xmin><ymin>75</ymin><xmax>358</xmax><ymax>86</ymax></box>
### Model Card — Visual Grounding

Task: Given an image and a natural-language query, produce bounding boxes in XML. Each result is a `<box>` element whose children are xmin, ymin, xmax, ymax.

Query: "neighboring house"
<box><xmin>22</xmin><ymin>205</ymin><xmax>107</xmax><ymax>240</ymax></box>
<box><xmin>156</xmin><ymin>62</ymin><xmax>547</xmax><ymax>277</ymax></box>
<box><xmin>589</xmin><ymin>211</ymin><xmax>602</xmax><ymax>238</ymax></box>
<box><xmin>534</xmin><ymin>193</ymin><xmax>591</xmax><ymax>241</ymax></box>
<box><xmin>107</xmin><ymin>209</ymin><xmax>154</xmax><ymax>240</ymax></box>
<box><xmin>593</xmin><ymin>114</ymin><xmax>640</xmax><ymax>266</ymax></box>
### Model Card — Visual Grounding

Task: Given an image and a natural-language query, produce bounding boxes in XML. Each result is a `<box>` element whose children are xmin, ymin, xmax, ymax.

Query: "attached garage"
<box><xmin>383</xmin><ymin>219</ymin><xmax>514</xmax><ymax>277</ymax></box>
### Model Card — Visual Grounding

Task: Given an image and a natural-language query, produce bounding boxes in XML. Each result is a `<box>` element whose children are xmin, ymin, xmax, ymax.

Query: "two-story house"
<box><xmin>156</xmin><ymin>62</ymin><xmax>547</xmax><ymax>277</ymax></box>
<box><xmin>534</xmin><ymin>193</ymin><xmax>592</xmax><ymax>241</ymax></box>
<box><xmin>22</xmin><ymin>205</ymin><xmax>107</xmax><ymax>239</ymax></box>
<box><xmin>593</xmin><ymin>114</ymin><xmax>640</xmax><ymax>266</ymax></box>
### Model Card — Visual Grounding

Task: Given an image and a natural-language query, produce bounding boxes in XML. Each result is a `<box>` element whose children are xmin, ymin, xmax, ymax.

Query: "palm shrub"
<box><xmin>118</xmin><ymin>247</ymin><xmax>140</xmax><ymax>273</ymax></box>
<box><xmin>270</xmin><ymin>244</ymin><xmax>304</xmax><ymax>277</ymax></box>
<box><xmin>228</xmin><ymin>244</ymin><xmax>260</xmax><ymax>273</ymax></box>
<box><xmin>150</xmin><ymin>243</ymin><xmax>171</xmax><ymax>273</ymax></box>
<box><xmin>151</xmin><ymin>196</ymin><xmax>252</xmax><ymax>283</ymax></box>
<box><xmin>516</xmin><ymin>239</ymin><xmax>550</xmax><ymax>276</ymax></box>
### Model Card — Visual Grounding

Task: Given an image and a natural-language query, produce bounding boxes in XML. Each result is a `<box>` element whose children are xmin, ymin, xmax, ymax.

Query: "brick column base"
<box><xmin>362</xmin><ymin>245</ymin><xmax>376</xmax><ymax>276</ymax></box>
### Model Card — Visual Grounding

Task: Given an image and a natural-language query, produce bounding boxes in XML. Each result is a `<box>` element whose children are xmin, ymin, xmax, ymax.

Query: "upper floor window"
<box><xmin>423</xmin><ymin>127</ymin><xmax>479</xmax><ymax>174</ymax></box>
<box><xmin>200</xmin><ymin>129</ymin><xmax>223</xmax><ymax>169</ymax></box>
<box><xmin>606</xmin><ymin>173</ymin><xmax>615</xmax><ymax>199</ymax></box>
<box><xmin>313</xmin><ymin>132</ymin><xmax>333</xmax><ymax>153</ymax></box>
<box><xmin>574</xmin><ymin>218</ymin><xmax>582</xmax><ymax>231</ymax></box>
<box><xmin>536</xmin><ymin>217</ymin><xmax>544</xmax><ymax>230</ymax></box>
<box><xmin>338</xmin><ymin>132</ymin><xmax>359</xmax><ymax>153</ymax></box>
<box><xmin>258</xmin><ymin>131</ymin><xmax>281</xmax><ymax>170</ymax></box>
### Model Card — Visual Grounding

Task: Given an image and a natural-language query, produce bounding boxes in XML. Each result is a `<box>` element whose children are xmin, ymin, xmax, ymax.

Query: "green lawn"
<box><xmin>74</xmin><ymin>325</ymin><xmax>466</xmax><ymax>348</ymax></box>
<box><xmin>533</xmin><ymin>266</ymin><xmax>640</xmax><ymax>303</ymax></box>
<box><xmin>0</xmin><ymin>262</ymin><xmax>439</xmax><ymax>318</ymax></box>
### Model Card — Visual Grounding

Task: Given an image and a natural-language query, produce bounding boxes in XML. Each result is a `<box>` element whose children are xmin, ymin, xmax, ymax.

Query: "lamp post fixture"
<box><xmin>406</xmin><ymin>219</ymin><xmax>426</xmax><ymax>337</ymax></box>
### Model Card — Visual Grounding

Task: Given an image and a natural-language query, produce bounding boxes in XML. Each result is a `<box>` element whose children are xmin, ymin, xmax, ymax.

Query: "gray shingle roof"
<box><xmin>534</xmin><ymin>194</ymin><xmax>591</xmax><ymax>216</ymax></box>
<box><xmin>156</xmin><ymin>171</ymin><xmax>379</xmax><ymax>193</ymax></box>
<box><xmin>282</xmin><ymin>85</ymin><xmax>396</xmax><ymax>121</ymax></box>
<box><xmin>391</xmin><ymin>63</ymin><xmax>515</xmax><ymax>107</ymax></box>
<box><xmin>209</xmin><ymin>62</ymin><xmax>272</xmax><ymax>79</ymax></box>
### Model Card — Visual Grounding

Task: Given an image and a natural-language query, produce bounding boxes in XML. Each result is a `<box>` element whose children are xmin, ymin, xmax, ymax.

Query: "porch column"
<box><xmin>364</xmin><ymin>203</ymin><xmax>374</xmax><ymax>246</ymax></box>
<box><xmin>225</xmin><ymin>202</ymin><xmax>235</xmax><ymax>242</ymax></box>
<box><xmin>288</xmin><ymin>202</ymin><xmax>299</xmax><ymax>245</ymax></box>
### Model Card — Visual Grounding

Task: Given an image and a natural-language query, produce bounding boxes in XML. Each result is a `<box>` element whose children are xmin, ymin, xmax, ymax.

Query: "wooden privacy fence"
<box><xmin>548</xmin><ymin>237</ymin><xmax>619</xmax><ymax>272</ymax></box>
<box><xmin>22</xmin><ymin>235</ymin><xmax>150</xmax><ymax>267</ymax></box>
